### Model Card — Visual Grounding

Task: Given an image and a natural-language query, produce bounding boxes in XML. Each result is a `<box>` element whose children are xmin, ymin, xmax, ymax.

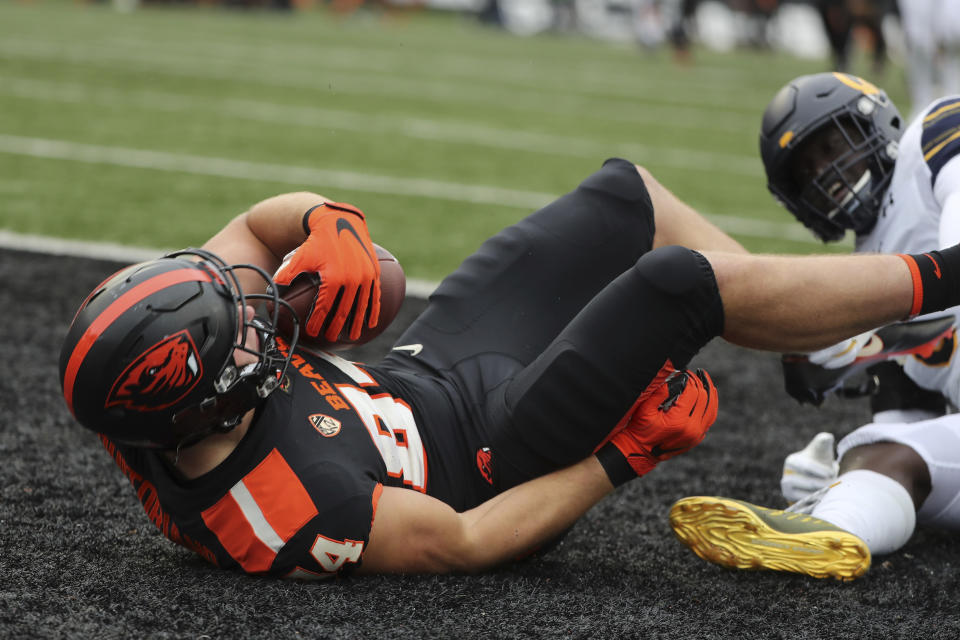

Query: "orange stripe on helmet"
<box><xmin>62</xmin><ymin>268</ymin><xmax>213</xmax><ymax>416</ymax></box>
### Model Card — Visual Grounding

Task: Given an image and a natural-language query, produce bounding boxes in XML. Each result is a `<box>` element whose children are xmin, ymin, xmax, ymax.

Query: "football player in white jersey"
<box><xmin>670</xmin><ymin>72</ymin><xmax>960</xmax><ymax>580</ymax></box>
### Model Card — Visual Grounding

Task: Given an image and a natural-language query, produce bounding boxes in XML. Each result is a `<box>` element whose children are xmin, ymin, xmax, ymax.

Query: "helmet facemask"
<box><xmin>784</xmin><ymin>111</ymin><xmax>894</xmax><ymax>241</ymax></box>
<box><xmin>165</xmin><ymin>248</ymin><xmax>300</xmax><ymax>447</ymax></box>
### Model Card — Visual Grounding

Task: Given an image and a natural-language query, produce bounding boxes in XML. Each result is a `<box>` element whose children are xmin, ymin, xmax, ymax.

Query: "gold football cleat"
<box><xmin>669</xmin><ymin>496</ymin><xmax>871</xmax><ymax>581</ymax></box>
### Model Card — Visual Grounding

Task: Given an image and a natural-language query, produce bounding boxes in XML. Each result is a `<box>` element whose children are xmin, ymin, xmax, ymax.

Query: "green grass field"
<box><xmin>0</xmin><ymin>1</ymin><xmax>908</xmax><ymax>280</ymax></box>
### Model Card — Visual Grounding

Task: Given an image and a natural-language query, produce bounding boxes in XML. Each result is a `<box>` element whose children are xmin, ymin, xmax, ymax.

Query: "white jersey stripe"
<box><xmin>230</xmin><ymin>480</ymin><xmax>286</xmax><ymax>554</ymax></box>
<box><xmin>315</xmin><ymin>351</ymin><xmax>376</xmax><ymax>385</ymax></box>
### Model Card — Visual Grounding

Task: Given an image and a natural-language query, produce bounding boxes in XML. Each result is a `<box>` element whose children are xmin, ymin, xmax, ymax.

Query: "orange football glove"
<box><xmin>597</xmin><ymin>368</ymin><xmax>718</xmax><ymax>485</ymax></box>
<box><xmin>273</xmin><ymin>202</ymin><xmax>381</xmax><ymax>342</ymax></box>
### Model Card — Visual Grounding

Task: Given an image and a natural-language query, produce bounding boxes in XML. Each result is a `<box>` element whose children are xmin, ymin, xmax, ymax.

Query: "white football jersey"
<box><xmin>855</xmin><ymin>95</ymin><xmax>960</xmax><ymax>406</ymax></box>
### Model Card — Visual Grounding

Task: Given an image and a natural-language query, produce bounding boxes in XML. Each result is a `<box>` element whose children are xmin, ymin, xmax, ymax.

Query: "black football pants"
<box><xmin>380</xmin><ymin>158</ymin><xmax>725</xmax><ymax>503</ymax></box>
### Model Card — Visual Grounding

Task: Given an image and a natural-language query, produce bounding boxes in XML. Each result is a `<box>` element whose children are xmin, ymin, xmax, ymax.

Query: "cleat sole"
<box><xmin>669</xmin><ymin>497</ymin><xmax>871</xmax><ymax>581</ymax></box>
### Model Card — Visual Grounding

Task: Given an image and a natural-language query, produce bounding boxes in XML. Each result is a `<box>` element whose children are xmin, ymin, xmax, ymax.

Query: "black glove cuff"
<box><xmin>596</xmin><ymin>442</ymin><xmax>635</xmax><ymax>487</ymax></box>
<box><xmin>301</xmin><ymin>204</ymin><xmax>327</xmax><ymax>235</ymax></box>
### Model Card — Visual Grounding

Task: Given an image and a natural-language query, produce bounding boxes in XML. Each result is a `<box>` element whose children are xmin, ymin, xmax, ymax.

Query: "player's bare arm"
<box><xmin>634</xmin><ymin>165</ymin><xmax>748</xmax><ymax>254</ymax></box>
<box><xmin>360</xmin><ymin>369</ymin><xmax>717</xmax><ymax>574</ymax></box>
<box><xmin>202</xmin><ymin>191</ymin><xmax>330</xmax><ymax>291</ymax></box>
<box><xmin>358</xmin><ymin>456</ymin><xmax>614</xmax><ymax>574</ymax></box>
<box><xmin>204</xmin><ymin>191</ymin><xmax>381</xmax><ymax>342</ymax></box>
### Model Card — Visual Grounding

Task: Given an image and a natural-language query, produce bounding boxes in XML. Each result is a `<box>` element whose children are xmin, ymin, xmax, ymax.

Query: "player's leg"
<box><xmin>669</xmin><ymin>412</ymin><xmax>960</xmax><ymax>581</ymax></box>
<box><xmin>819</xmin><ymin>416</ymin><xmax>960</xmax><ymax>537</ymax></box>
<box><xmin>489</xmin><ymin>243</ymin><xmax>960</xmax><ymax>488</ymax></box>
<box><xmin>382</xmin><ymin>158</ymin><xmax>657</xmax><ymax>392</ymax></box>
<box><xmin>780</xmin><ymin>361</ymin><xmax>946</xmax><ymax>503</ymax></box>
<box><xmin>379</xmin><ymin>158</ymin><xmax>661</xmax><ymax>498</ymax></box>
<box><xmin>636</xmin><ymin>165</ymin><xmax>747</xmax><ymax>254</ymax></box>
<box><xmin>705</xmin><ymin>251</ymin><xmax>916</xmax><ymax>352</ymax></box>
<box><xmin>488</xmin><ymin>245</ymin><xmax>724</xmax><ymax>487</ymax></box>
<box><xmin>761</xmin><ymin>416</ymin><xmax>958</xmax><ymax>565</ymax></box>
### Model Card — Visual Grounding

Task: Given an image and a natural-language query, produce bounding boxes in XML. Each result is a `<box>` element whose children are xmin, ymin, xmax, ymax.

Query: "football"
<box><xmin>272</xmin><ymin>243</ymin><xmax>406</xmax><ymax>351</ymax></box>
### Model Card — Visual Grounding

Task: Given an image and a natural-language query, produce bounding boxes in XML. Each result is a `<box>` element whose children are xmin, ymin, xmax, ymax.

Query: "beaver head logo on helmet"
<box><xmin>59</xmin><ymin>248</ymin><xmax>299</xmax><ymax>449</ymax></box>
<box><xmin>106</xmin><ymin>330</ymin><xmax>203</xmax><ymax>412</ymax></box>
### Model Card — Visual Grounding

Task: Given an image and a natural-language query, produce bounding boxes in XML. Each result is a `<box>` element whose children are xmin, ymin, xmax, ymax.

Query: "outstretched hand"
<box><xmin>274</xmin><ymin>202</ymin><xmax>381</xmax><ymax>342</ymax></box>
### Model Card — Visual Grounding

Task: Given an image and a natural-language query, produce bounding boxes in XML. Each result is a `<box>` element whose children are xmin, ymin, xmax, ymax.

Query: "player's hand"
<box><xmin>806</xmin><ymin>331</ymin><xmax>877</xmax><ymax>369</ymax></box>
<box><xmin>598</xmin><ymin>368</ymin><xmax>718</xmax><ymax>484</ymax></box>
<box><xmin>274</xmin><ymin>202</ymin><xmax>381</xmax><ymax>342</ymax></box>
<box><xmin>782</xmin><ymin>330</ymin><xmax>877</xmax><ymax>405</ymax></box>
<box><xmin>781</xmin><ymin>432</ymin><xmax>839</xmax><ymax>504</ymax></box>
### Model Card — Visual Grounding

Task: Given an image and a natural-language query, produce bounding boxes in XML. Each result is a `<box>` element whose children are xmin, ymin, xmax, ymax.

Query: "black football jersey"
<box><xmin>99</xmin><ymin>158</ymin><xmax>724</xmax><ymax>577</ymax></box>
<box><xmin>104</xmin><ymin>347</ymin><xmax>438</xmax><ymax>578</ymax></box>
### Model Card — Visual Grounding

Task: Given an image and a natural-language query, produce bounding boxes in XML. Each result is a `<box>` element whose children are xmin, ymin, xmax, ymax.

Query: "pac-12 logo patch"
<box><xmin>309</xmin><ymin>413</ymin><xmax>342</xmax><ymax>437</ymax></box>
<box><xmin>476</xmin><ymin>447</ymin><xmax>494</xmax><ymax>485</ymax></box>
<box><xmin>106</xmin><ymin>330</ymin><xmax>202</xmax><ymax>411</ymax></box>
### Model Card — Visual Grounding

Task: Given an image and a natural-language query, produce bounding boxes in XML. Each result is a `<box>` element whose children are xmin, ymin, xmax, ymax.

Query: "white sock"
<box><xmin>810</xmin><ymin>469</ymin><xmax>917</xmax><ymax>556</ymax></box>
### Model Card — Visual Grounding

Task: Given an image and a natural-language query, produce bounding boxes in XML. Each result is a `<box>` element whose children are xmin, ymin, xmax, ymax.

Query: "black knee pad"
<box><xmin>632</xmin><ymin>245</ymin><xmax>725</xmax><ymax>342</ymax></box>
<box><xmin>635</xmin><ymin>245</ymin><xmax>717</xmax><ymax>296</ymax></box>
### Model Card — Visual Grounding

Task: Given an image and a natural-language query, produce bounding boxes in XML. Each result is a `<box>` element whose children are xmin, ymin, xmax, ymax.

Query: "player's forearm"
<box><xmin>457</xmin><ymin>456</ymin><xmax>614</xmax><ymax>570</ymax></box>
<box><xmin>200</xmin><ymin>192</ymin><xmax>328</xmax><ymax>296</ymax></box>
<box><xmin>243</xmin><ymin>192</ymin><xmax>330</xmax><ymax>262</ymax></box>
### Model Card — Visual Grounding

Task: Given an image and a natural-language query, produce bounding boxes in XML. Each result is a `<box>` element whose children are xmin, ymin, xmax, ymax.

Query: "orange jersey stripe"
<box><xmin>201</xmin><ymin>449</ymin><xmax>319</xmax><ymax>574</ymax></box>
<box><xmin>202</xmin><ymin>492</ymin><xmax>278</xmax><ymax>574</ymax></box>
<box><xmin>243</xmin><ymin>449</ymin><xmax>319</xmax><ymax>542</ymax></box>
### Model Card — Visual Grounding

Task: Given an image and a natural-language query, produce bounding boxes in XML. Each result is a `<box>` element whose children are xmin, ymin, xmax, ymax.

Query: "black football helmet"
<box><xmin>760</xmin><ymin>72</ymin><xmax>903</xmax><ymax>242</ymax></box>
<box><xmin>59</xmin><ymin>248</ymin><xmax>299</xmax><ymax>449</ymax></box>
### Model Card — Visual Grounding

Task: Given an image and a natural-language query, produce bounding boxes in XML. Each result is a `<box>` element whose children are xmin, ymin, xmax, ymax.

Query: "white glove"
<box><xmin>806</xmin><ymin>330</ymin><xmax>877</xmax><ymax>369</ymax></box>
<box><xmin>781</xmin><ymin>432</ymin><xmax>840</xmax><ymax>504</ymax></box>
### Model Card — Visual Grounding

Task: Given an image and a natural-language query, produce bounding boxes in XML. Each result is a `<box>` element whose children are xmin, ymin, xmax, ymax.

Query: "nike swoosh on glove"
<box><xmin>274</xmin><ymin>201</ymin><xmax>381</xmax><ymax>342</ymax></box>
<box><xmin>596</xmin><ymin>368</ymin><xmax>719</xmax><ymax>486</ymax></box>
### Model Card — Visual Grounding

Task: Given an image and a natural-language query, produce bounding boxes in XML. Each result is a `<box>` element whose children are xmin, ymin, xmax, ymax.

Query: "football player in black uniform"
<box><xmin>59</xmin><ymin>158</ymin><xmax>960</xmax><ymax>578</ymax></box>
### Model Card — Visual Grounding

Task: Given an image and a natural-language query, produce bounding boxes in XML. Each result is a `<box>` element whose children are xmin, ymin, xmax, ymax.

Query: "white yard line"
<box><xmin>0</xmin><ymin>134</ymin><xmax>818</xmax><ymax>245</ymax></box>
<box><xmin>0</xmin><ymin>75</ymin><xmax>761</xmax><ymax>175</ymax></box>
<box><xmin>0</xmin><ymin>134</ymin><xmax>554</xmax><ymax>208</ymax></box>
<box><xmin>0</xmin><ymin>39</ymin><xmax>759</xmax><ymax>134</ymax></box>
